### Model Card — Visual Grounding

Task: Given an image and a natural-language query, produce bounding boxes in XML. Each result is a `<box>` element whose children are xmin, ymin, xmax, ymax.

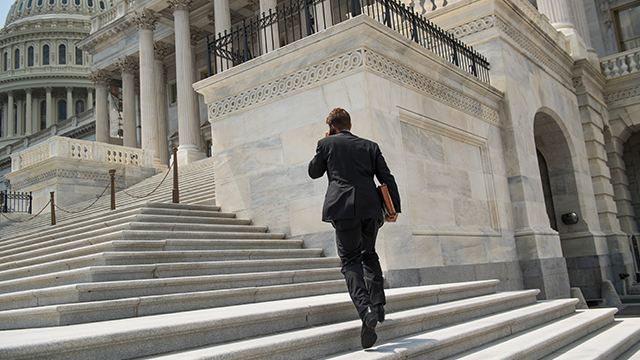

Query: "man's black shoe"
<box><xmin>374</xmin><ymin>304</ymin><xmax>385</xmax><ymax>323</ymax></box>
<box><xmin>363</xmin><ymin>307</ymin><xmax>378</xmax><ymax>328</ymax></box>
<box><xmin>361</xmin><ymin>322</ymin><xmax>377</xmax><ymax>349</ymax></box>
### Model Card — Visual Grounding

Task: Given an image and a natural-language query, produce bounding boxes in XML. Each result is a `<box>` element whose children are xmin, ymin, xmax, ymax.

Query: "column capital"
<box><xmin>25</xmin><ymin>88</ymin><xmax>32</xmax><ymax>95</ymax></box>
<box><xmin>44</xmin><ymin>87</ymin><xmax>52</xmax><ymax>93</ymax></box>
<box><xmin>167</xmin><ymin>0</ymin><xmax>193</xmax><ymax>13</ymax></box>
<box><xmin>114</xmin><ymin>55</ymin><xmax>139</xmax><ymax>75</ymax></box>
<box><xmin>7</xmin><ymin>90</ymin><xmax>13</xmax><ymax>96</ymax></box>
<box><xmin>154</xmin><ymin>41</ymin><xmax>172</xmax><ymax>61</ymax></box>
<box><xmin>190</xmin><ymin>26</ymin><xmax>204</xmax><ymax>46</ymax></box>
<box><xmin>88</xmin><ymin>69</ymin><xmax>113</xmax><ymax>87</ymax></box>
<box><xmin>132</xmin><ymin>9</ymin><xmax>158</xmax><ymax>31</ymax></box>
<box><xmin>66</xmin><ymin>86</ymin><xmax>73</xmax><ymax>92</ymax></box>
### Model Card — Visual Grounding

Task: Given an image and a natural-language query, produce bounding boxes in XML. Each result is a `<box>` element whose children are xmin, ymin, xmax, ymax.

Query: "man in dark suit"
<box><xmin>308</xmin><ymin>107</ymin><xmax>401</xmax><ymax>349</ymax></box>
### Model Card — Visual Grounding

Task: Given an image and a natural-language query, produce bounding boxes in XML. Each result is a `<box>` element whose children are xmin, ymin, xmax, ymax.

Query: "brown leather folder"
<box><xmin>377</xmin><ymin>184</ymin><xmax>396</xmax><ymax>217</ymax></box>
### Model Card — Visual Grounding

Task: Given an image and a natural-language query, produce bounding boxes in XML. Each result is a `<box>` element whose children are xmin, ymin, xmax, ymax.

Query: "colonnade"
<box><xmin>0</xmin><ymin>87</ymin><xmax>93</xmax><ymax>138</ymax></box>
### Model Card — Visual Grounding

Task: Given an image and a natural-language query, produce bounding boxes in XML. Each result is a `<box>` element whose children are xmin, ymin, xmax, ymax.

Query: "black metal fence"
<box><xmin>207</xmin><ymin>0</ymin><xmax>490</xmax><ymax>83</ymax></box>
<box><xmin>1</xmin><ymin>191</ymin><xmax>32</xmax><ymax>214</ymax></box>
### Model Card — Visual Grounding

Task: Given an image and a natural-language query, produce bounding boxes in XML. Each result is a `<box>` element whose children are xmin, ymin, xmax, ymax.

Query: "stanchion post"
<box><xmin>50</xmin><ymin>191</ymin><xmax>56</xmax><ymax>226</ymax></box>
<box><xmin>172</xmin><ymin>145</ymin><xmax>179</xmax><ymax>203</ymax></box>
<box><xmin>109</xmin><ymin>169</ymin><xmax>116</xmax><ymax>210</ymax></box>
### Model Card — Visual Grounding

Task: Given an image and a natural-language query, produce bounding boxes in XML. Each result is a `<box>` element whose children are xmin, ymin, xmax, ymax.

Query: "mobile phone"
<box><xmin>329</xmin><ymin>126</ymin><xmax>336</xmax><ymax>135</ymax></box>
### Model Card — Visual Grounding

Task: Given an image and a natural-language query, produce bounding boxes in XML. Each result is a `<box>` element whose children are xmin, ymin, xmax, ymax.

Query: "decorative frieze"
<box><xmin>88</xmin><ymin>69</ymin><xmax>112</xmax><ymax>87</ymax></box>
<box><xmin>605</xmin><ymin>85</ymin><xmax>640</xmax><ymax>105</ymax></box>
<box><xmin>131</xmin><ymin>9</ymin><xmax>158</xmax><ymax>32</ymax></box>
<box><xmin>207</xmin><ymin>48</ymin><xmax>499</xmax><ymax>125</ymax></box>
<box><xmin>190</xmin><ymin>26</ymin><xmax>204</xmax><ymax>47</ymax></box>
<box><xmin>448</xmin><ymin>15</ymin><xmax>495</xmax><ymax>39</ymax></box>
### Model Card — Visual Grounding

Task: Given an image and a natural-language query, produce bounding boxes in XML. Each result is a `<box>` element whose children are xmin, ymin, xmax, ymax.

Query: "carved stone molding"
<box><xmin>11</xmin><ymin>168</ymin><xmax>111</xmax><ymax>191</ymax></box>
<box><xmin>208</xmin><ymin>48</ymin><xmax>499</xmax><ymax>125</ymax></box>
<box><xmin>131</xmin><ymin>9</ymin><xmax>158</xmax><ymax>32</ymax></box>
<box><xmin>167</xmin><ymin>0</ymin><xmax>194</xmax><ymax>13</ymax></box>
<box><xmin>154</xmin><ymin>41</ymin><xmax>172</xmax><ymax>61</ymax></box>
<box><xmin>448</xmin><ymin>15</ymin><xmax>495</xmax><ymax>39</ymax></box>
<box><xmin>114</xmin><ymin>56</ymin><xmax>139</xmax><ymax>75</ymax></box>
<box><xmin>190</xmin><ymin>26</ymin><xmax>204</xmax><ymax>47</ymax></box>
<box><xmin>605</xmin><ymin>85</ymin><xmax>640</xmax><ymax>105</ymax></box>
<box><xmin>88</xmin><ymin>69</ymin><xmax>113</xmax><ymax>87</ymax></box>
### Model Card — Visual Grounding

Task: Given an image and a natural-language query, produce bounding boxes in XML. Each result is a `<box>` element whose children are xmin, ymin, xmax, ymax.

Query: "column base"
<box><xmin>520</xmin><ymin>257</ymin><xmax>571</xmax><ymax>300</ymax></box>
<box><xmin>177</xmin><ymin>145</ymin><xmax>206</xmax><ymax>167</ymax></box>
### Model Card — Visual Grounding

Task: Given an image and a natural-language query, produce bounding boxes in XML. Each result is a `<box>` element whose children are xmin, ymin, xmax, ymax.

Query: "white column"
<box><xmin>190</xmin><ymin>27</ymin><xmax>203</xmax><ymax>152</ymax></box>
<box><xmin>115</xmin><ymin>56</ymin><xmax>139</xmax><ymax>148</ymax></box>
<box><xmin>45</xmin><ymin>87</ymin><xmax>53</xmax><ymax>127</ymax></box>
<box><xmin>87</xmin><ymin>87</ymin><xmax>94</xmax><ymax>110</ymax></box>
<box><xmin>214</xmin><ymin>0</ymin><xmax>232</xmax><ymax>71</ymax></box>
<box><xmin>259</xmin><ymin>0</ymin><xmax>280</xmax><ymax>52</ymax></box>
<box><xmin>133</xmin><ymin>9</ymin><xmax>161</xmax><ymax>165</ymax></box>
<box><xmin>7</xmin><ymin>91</ymin><xmax>14</xmax><ymax>136</ymax></box>
<box><xmin>25</xmin><ymin>89</ymin><xmax>32</xmax><ymax>135</ymax></box>
<box><xmin>154</xmin><ymin>41</ymin><xmax>171</xmax><ymax>165</ymax></box>
<box><xmin>0</xmin><ymin>98</ymin><xmax>6</xmax><ymax>138</ymax></box>
<box><xmin>537</xmin><ymin>0</ymin><xmax>574</xmax><ymax>30</ymax></box>
<box><xmin>168</xmin><ymin>0</ymin><xmax>206</xmax><ymax>165</ymax></box>
<box><xmin>66</xmin><ymin>86</ymin><xmax>73</xmax><ymax>120</ymax></box>
<box><xmin>89</xmin><ymin>70</ymin><xmax>112</xmax><ymax>143</ymax></box>
<box><xmin>16</xmin><ymin>96</ymin><xmax>23</xmax><ymax>135</ymax></box>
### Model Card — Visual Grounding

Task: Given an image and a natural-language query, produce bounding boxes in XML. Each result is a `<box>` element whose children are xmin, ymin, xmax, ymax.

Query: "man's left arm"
<box><xmin>374</xmin><ymin>146</ymin><xmax>401</xmax><ymax>214</ymax></box>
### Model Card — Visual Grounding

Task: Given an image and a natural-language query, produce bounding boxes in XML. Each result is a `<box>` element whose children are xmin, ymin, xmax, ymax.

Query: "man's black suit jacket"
<box><xmin>308</xmin><ymin>131</ymin><xmax>401</xmax><ymax>222</ymax></box>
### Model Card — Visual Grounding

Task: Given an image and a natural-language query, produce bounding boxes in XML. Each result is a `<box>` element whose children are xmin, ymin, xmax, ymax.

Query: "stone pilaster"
<box><xmin>16</xmin><ymin>96</ymin><xmax>23</xmax><ymax>135</ymax></box>
<box><xmin>7</xmin><ymin>91</ymin><xmax>14</xmax><ymax>136</ymax></box>
<box><xmin>154</xmin><ymin>41</ymin><xmax>171</xmax><ymax>165</ymax></box>
<box><xmin>25</xmin><ymin>89</ymin><xmax>32</xmax><ymax>135</ymax></box>
<box><xmin>45</xmin><ymin>87</ymin><xmax>53</xmax><ymax>128</ymax></box>
<box><xmin>66</xmin><ymin>86</ymin><xmax>73</xmax><ymax>120</ymax></box>
<box><xmin>168</xmin><ymin>0</ymin><xmax>206</xmax><ymax>165</ymax></box>
<box><xmin>132</xmin><ymin>9</ymin><xmax>161</xmax><ymax>165</ymax></box>
<box><xmin>115</xmin><ymin>56</ymin><xmax>139</xmax><ymax>148</ymax></box>
<box><xmin>89</xmin><ymin>69</ymin><xmax>112</xmax><ymax>143</ymax></box>
<box><xmin>87</xmin><ymin>87</ymin><xmax>93</xmax><ymax>110</ymax></box>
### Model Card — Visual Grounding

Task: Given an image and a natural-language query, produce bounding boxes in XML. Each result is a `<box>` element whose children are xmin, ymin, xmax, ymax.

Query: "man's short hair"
<box><xmin>326</xmin><ymin>108</ymin><xmax>351</xmax><ymax>131</ymax></box>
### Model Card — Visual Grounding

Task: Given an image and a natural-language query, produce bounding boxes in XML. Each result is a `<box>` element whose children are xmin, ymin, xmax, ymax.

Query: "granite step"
<box><xmin>0</xmin><ymin>268</ymin><xmax>345</xmax><ymax>311</ymax></box>
<box><xmin>0</xmin><ymin>214</ymin><xmax>248</xmax><ymax>257</ymax></box>
<box><xmin>0</xmin><ymin>257</ymin><xmax>342</xmax><ymax>293</ymax></box>
<box><xmin>0</xmin><ymin>249</ymin><xmax>327</xmax><ymax>281</ymax></box>
<box><xmin>322</xmin><ymin>304</ymin><xmax>614</xmax><ymax>360</ymax></box>
<box><xmin>541</xmin><ymin>317</ymin><xmax>640</xmax><ymax>359</ymax></box>
<box><xmin>0</xmin><ymin>280</ymin><xmax>348</xmax><ymax>329</ymax></box>
<box><xmin>144</xmin><ymin>290</ymin><xmax>559</xmax><ymax>360</ymax></box>
<box><xmin>0</xmin><ymin>281</ymin><xmax>500</xmax><ymax>360</ymax></box>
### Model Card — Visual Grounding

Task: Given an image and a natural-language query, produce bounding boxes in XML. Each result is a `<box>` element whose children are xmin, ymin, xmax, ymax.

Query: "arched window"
<box><xmin>27</xmin><ymin>0</ymin><xmax>33</xmax><ymax>8</ymax></box>
<box><xmin>28</xmin><ymin>46</ymin><xmax>34</xmax><ymax>67</ymax></box>
<box><xmin>75</xmin><ymin>0</ymin><xmax>80</xmax><ymax>4</ymax></box>
<box><xmin>58</xmin><ymin>100</ymin><xmax>66</xmax><ymax>121</ymax></box>
<box><xmin>40</xmin><ymin>101</ymin><xmax>46</xmax><ymax>130</ymax></box>
<box><xmin>75</xmin><ymin>99</ymin><xmax>85</xmax><ymax>114</ymax></box>
<box><xmin>99</xmin><ymin>1</ymin><xmax>105</xmax><ymax>10</ymax></box>
<box><xmin>75</xmin><ymin>47</ymin><xmax>82</xmax><ymax>65</ymax></box>
<box><xmin>87</xmin><ymin>0</ymin><xmax>93</xmax><ymax>7</ymax></box>
<box><xmin>49</xmin><ymin>0</ymin><xmax>55</xmax><ymax>5</ymax></box>
<box><xmin>42</xmin><ymin>45</ymin><xmax>49</xmax><ymax>65</ymax></box>
<box><xmin>58</xmin><ymin>44</ymin><xmax>66</xmax><ymax>65</ymax></box>
<box><xmin>37</xmin><ymin>0</ymin><xmax>43</xmax><ymax>5</ymax></box>
<box><xmin>19</xmin><ymin>1</ymin><xmax>24</xmax><ymax>11</ymax></box>
<box><xmin>3</xmin><ymin>52</ymin><xmax>7</xmax><ymax>71</ymax></box>
<box><xmin>14</xmin><ymin>49</ymin><xmax>20</xmax><ymax>69</ymax></box>
<box><xmin>61</xmin><ymin>0</ymin><xmax>67</xmax><ymax>4</ymax></box>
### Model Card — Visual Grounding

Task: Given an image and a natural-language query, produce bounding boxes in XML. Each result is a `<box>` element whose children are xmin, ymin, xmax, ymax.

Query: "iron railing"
<box><xmin>1</xmin><ymin>191</ymin><xmax>33</xmax><ymax>214</ymax></box>
<box><xmin>206</xmin><ymin>0</ymin><xmax>490</xmax><ymax>83</ymax></box>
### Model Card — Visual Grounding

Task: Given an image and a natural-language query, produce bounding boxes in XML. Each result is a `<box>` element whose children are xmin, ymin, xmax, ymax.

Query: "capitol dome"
<box><xmin>5</xmin><ymin>0</ymin><xmax>97</xmax><ymax>28</ymax></box>
<box><xmin>0</xmin><ymin>0</ymin><xmax>95</xmax><ymax>143</ymax></box>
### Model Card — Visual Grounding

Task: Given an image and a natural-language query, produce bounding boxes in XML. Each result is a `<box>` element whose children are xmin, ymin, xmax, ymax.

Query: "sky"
<box><xmin>0</xmin><ymin>1</ymin><xmax>13</xmax><ymax>29</ymax></box>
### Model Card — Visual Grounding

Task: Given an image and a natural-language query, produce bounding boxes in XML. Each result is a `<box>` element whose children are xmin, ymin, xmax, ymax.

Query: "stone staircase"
<box><xmin>1</xmin><ymin>157</ymin><xmax>640</xmax><ymax>359</ymax></box>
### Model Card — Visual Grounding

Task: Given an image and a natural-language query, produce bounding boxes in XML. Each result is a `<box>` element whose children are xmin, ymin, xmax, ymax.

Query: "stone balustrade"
<box><xmin>11</xmin><ymin>136</ymin><xmax>154</xmax><ymax>171</ymax></box>
<box><xmin>600</xmin><ymin>48</ymin><xmax>640</xmax><ymax>79</ymax></box>
<box><xmin>91</xmin><ymin>0</ymin><xmax>131</xmax><ymax>33</ymax></box>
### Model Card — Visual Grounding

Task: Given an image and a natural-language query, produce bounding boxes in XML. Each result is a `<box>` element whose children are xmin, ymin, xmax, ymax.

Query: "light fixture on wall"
<box><xmin>561</xmin><ymin>212</ymin><xmax>579</xmax><ymax>225</ymax></box>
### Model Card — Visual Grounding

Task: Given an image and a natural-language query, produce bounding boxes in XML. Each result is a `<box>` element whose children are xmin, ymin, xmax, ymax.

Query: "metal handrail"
<box><xmin>206</xmin><ymin>0</ymin><xmax>490</xmax><ymax>83</ymax></box>
<box><xmin>1</xmin><ymin>191</ymin><xmax>33</xmax><ymax>214</ymax></box>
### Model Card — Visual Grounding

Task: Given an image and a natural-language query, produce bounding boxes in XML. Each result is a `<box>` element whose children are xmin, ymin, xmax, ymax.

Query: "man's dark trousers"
<box><xmin>333</xmin><ymin>217</ymin><xmax>385</xmax><ymax>320</ymax></box>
